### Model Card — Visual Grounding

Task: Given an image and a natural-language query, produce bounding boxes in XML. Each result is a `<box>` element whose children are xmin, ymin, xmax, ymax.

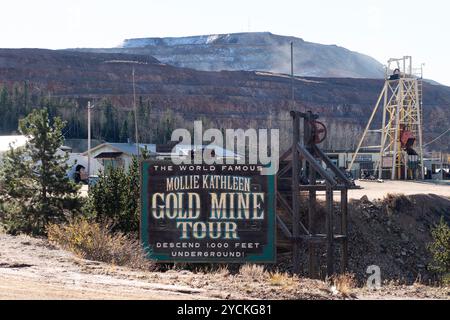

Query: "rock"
<box><xmin>360</xmin><ymin>195</ymin><xmax>370</xmax><ymax>203</ymax></box>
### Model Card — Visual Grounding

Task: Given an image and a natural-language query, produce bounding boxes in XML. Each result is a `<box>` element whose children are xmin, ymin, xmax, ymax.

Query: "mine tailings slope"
<box><xmin>345</xmin><ymin>194</ymin><xmax>449</xmax><ymax>283</ymax></box>
<box><xmin>0</xmin><ymin>48</ymin><xmax>449</xmax><ymax>151</ymax></box>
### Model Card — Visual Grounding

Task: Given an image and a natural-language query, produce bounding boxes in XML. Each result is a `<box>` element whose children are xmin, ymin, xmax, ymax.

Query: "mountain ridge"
<box><xmin>72</xmin><ymin>32</ymin><xmax>385</xmax><ymax>79</ymax></box>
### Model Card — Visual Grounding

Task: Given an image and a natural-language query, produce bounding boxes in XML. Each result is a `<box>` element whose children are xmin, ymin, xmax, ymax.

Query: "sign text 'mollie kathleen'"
<box><xmin>140</xmin><ymin>162</ymin><xmax>276</xmax><ymax>263</ymax></box>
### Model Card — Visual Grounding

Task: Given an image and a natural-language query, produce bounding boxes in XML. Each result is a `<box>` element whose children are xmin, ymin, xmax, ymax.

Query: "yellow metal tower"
<box><xmin>349</xmin><ymin>56</ymin><xmax>425</xmax><ymax>180</ymax></box>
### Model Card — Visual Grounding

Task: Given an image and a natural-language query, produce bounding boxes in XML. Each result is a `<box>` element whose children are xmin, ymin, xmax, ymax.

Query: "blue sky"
<box><xmin>1</xmin><ymin>0</ymin><xmax>448</xmax><ymax>85</ymax></box>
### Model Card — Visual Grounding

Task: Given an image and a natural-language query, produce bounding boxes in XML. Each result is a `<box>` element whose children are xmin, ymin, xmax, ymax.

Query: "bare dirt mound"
<box><xmin>347</xmin><ymin>193</ymin><xmax>450</xmax><ymax>284</ymax></box>
<box><xmin>274</xmin><ymin>193</ymin><xmax>450</xmax><ymax>286</ymax></box>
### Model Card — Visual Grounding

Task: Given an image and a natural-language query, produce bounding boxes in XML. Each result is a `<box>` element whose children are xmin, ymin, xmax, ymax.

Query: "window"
<box><xmin>102</xmin><ymin>158</ymin><xmax>123</xmax><ymax>170</ymax></box>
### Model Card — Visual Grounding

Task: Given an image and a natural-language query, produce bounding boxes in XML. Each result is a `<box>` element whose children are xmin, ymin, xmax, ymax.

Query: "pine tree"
<box><xmin>87</xmin><ymin>158</ymin><xmax>139</xmax><ymax>233</ymax></box>
<box><xmin>428</xmin><ymin>217</ymin><xmax>450</xmax><ymax>279</ymax></box>
<box><xmin>0</xmin><ymin>108</ymin><xmax>81</xmax><ymax>235</ymax></box>
<box><xmin>119</xmin><ymin>118</ymin><xmax>129</xmax><ymax>142</ymax></box>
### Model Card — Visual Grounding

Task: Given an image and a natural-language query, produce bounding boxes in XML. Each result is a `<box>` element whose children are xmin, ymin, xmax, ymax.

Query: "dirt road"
<box><xmin>349</xmin><ymin>181</ymin><xmax>450</xmax><ymax>201</ymax></box>
<box><xmin>1</xmin><ymin>233</ymin><xmax>449</xmax><ymax>300</ymax></box>
<box><xmin>313</xmin><ymin>180</ymin><xmax>450</xmax><ymax>202</ymax></box>
<box><xmin>0</xmin><ymin>234</ymin><xmax>220</xmax><ymax>300</ymax></box>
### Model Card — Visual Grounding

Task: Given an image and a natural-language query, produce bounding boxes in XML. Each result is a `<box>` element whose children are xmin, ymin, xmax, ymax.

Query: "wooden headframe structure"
<box><xmin>277</xmin><ymin>111</ymin><xmax>354</xmax><ymax>277</ymax></box>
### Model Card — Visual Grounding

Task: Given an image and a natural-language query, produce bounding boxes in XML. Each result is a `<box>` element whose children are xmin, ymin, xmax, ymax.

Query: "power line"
<box><xmin>424</xmin><ymin>128</ymin><xmax>450</xmax><ymax>147</ymax></box>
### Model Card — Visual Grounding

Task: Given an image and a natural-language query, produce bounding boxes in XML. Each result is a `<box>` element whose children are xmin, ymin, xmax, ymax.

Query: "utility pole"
<box><xmin>290</xmin><ymin>42</ymin><xmax>294</xmax><ymax>107</ymax></box>
<box><xmin>87</xmin><ymin>101</ymin><xmax>95</xmax><ymax>180</ymax></box>
<box><xmin>132</xmin><ymin>67</ymin><xmax>140</xmax><ymax>158</ymax></box>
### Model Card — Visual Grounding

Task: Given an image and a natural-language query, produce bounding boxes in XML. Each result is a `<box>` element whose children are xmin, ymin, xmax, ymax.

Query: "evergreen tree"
<box><xmin>428</xmin><ymin>217</ymin><xmax>450</xmax><ymax>279</ymax></box>
<box><xmin>119</xmin><ymin>118</ymin><xmax>129</xmax><ymax>143</ymax></box>
<box><xmin>0</xmin><ymin>108</ymin><xmax>81</xmax><ymax>235</ymax></box>
<box><xmin>87</xmin><ymin>157</ymin><xmax>139</xmax><ymax>233</ymax></box>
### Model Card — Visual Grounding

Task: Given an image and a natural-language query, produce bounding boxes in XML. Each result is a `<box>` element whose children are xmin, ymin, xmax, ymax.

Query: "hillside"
<box><xmin>74</xmin><ymin>32</ymin><xmax>385</xmax><ymax>78</ymax></box>
<box><xmin>0</xmin><ymin>48</ymin><xmax>449</xmax><ymax>152</ymax></box>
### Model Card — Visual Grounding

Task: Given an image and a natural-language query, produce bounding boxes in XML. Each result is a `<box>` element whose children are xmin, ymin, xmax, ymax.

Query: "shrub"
<box><xmin>87</xmin><ymin>157</ymin><xmax>139</xmax><ymax>233</ymax></box>
<box><xmin>0</xmin><ymin>109</ymin><xmax>81</xmax><ymax>235</ymax></box>
<box><xmin>330</xmin><ymin>273</ymin><xmax>356</xmax><ymax>297</ymax></box>
<box><xmin>428</xmin><ymin>217</ymin><xmax>450</xmax><ymax>284</ymax></box>
<box><xmin>47</xmin><ymin>217</ymin><xmax>153</xmax><ymax>270</ymax></box>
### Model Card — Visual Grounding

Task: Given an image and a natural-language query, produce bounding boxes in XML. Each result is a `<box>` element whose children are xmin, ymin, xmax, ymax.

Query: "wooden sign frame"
<box><xmin>140</xmin><ymin>161</ymin><xmax>276</xmax><ymax>263</ymax></box>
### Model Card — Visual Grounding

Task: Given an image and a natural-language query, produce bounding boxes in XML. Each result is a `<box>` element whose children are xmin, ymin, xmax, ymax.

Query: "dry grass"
<box><xmin>47</xmin><ymin>217</ymin><xmax>154</xmax><ymax>271</ymax></box>
<box><xmin>213</xmin><ymin>265</ymin><xmax>230</xmax><ymax>277</ymax></box>
<box><xmin>239</xmin><ymin>264</ymin><xmax>267</xmax><ymax>281</ymax></box>
<box><xmin>330</xmin><ymin>273</ymin><xmax>357</xmax><ymax>297</ymax></box>
<box><xmin>269</xmin><ymin>271</ymin><xmax>297</xmax><ymax>288</ymax></box>
<box><xmin>238</xmin><ymin>265</ymin><xmax>298</xmax><ymax>290</ymax></box>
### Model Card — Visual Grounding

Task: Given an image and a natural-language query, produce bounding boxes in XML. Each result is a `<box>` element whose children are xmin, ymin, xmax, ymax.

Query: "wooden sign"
<box><xmin>140</xmin><ymin>161</ymin><xmax>276</xmax><ymax>263</ymax></box>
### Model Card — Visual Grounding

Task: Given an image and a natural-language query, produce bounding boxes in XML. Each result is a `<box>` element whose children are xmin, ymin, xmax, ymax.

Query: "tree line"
<box><xmin>0</xmin><ymin>83</ymin><xmax>178</xmax><ymax>145</ymax></box>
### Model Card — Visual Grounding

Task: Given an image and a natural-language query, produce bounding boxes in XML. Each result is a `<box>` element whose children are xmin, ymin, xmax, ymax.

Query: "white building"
<box><xmin>0</xmin><ymin>135</ymin><xmax>28</xmax><ymax>161</ymax></box>
<box><xmin>82</xmin><ymin>142</ymin><xmax>157</xmax><ymax>174</ymax></box>
<box><xmin>82</xmin><ymin>142</ymin><xmax>242</xmax><ymax>174</ymax></box>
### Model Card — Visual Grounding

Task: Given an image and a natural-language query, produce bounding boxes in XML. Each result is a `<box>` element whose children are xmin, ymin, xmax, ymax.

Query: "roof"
<box><xmin>94</xmin><ymin>152</ymin><xmax>123</xmax><ymax>159</ymax></box>
<box><xmin>83</xmin><ymin>142</ymin><xmax>240</xmax><ymax>159</ymax></box>
<box><xmin>173</xmin><ymin>144</ymin><xmax>241</xmax><ymax>158</ymax></box>
<box><xmin>82</xmin><ymin>142</ymin><xmax>156</xmax><ymax>157</ymax></box>
<box><xmin>0</xmin><ymin>135</ymin><xmax>28</xmax><ymax>153</ymax></box>
<box><xmin>108</xmin><ymin>143</ymin><xmax>156</xmax><ymax>156</ymax></box>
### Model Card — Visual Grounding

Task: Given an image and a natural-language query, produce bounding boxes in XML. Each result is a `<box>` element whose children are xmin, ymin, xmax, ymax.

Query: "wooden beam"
<box><xmin>340</xmin><ymin>189</ymin><xmax>348</xmax><ymax>273</ymax></box>
<box><xmin>291</xmin><ymin>234</ymin><xmax>347</xmax><ymax>244</ymax></box>
<box><xmin>326</xmin><ymin>184</ymin><xmax>335</xmax><ymax>276</ymax></box>
<box><xmin>276</xmin><ymin>192</ymin><xmax>310</xmax><ymax>235</ymax></box>
<box><xmin>276</xmin><ymin>215</ymin><xmax>292</xmax><ymax>238</ymax></box>
<box><xmin>292</xmin><ymin>113</ymin><xmax>302</xmax><ymax>274</ymax></box>
<box><xmin>313</xmin><ymin>145</ymin><xmax>353</xmax><ymax>186</ymax></box>
<box><xmin>277</xmin><ymin>161</ymin><xmax>292</xmax><ymax>178</ymax></box>
<box><xmin>308</xmin><ymin>166</ymin><xmax>317</xmax><ymax>278</ymax></box>
<box><xmin>297</xmin><ymin>143</ymin><xmax>338</xmax><ymax>187</ymax></box>
<box><xmin>279</xmin><ymin>146</ymin><xmax>292</xmax><ymax>162</ymax></box>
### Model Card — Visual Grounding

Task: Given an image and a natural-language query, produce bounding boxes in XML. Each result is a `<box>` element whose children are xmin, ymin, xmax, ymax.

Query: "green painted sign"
<box><xmin>140</xmin><ymin>161</ymin><xmax>276</xmax><ymax>263</ymax></box>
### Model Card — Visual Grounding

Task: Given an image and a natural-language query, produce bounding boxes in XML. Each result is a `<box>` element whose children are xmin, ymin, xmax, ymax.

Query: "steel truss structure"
<box><xmin>349</xmin><ymin>56</ymin><xmax>425</xmax><ymax>180</ymax></box>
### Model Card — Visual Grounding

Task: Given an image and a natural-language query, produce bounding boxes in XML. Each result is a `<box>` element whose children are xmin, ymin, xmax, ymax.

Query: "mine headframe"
<box><xmin>348</xmin><ymin>56</ymin><xmax>425</xmax><ymax>180</ymax></box>
<box><xmin>277</xmin><ymin>110</ymin><xmax>357</xmax><ymax>278</ymax></box>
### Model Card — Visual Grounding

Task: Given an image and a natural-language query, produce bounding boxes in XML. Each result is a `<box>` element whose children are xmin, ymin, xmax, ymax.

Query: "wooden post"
<box><xmin>340</xmin><ymin>189</ymin><xmax>348</xmax><ymax>273</ymax></box>
<box><xmin>326</xmin><ymin>185</ymin><xmax>334</xmax><ymax>276</ymax></box>
<box><xmin>308</xmin><ymin>168</ymin><xmax>317</xmax><ymax>277</ymax></box>
<box><xmin>292</xmin><ymin>112</ymin><xmax>301</xmax><ymax>274</ymax></box>
<box><xmin>305</xmin><ymin>112</ymin><xmax>317</xmax><ymax>278</ymax></box>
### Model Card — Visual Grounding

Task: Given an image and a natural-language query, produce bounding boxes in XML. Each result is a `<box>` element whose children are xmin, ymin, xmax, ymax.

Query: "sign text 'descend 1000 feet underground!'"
<box><xmin>140</xmin><ymin>162</ymin><xmax>276</xmax><ymax>263</ymax></box>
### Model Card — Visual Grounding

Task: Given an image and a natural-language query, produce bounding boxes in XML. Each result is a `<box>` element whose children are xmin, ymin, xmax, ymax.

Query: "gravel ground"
<box><xmin>349</xmin><ymin>181</ymin><xmax>450</xmax><ymax>201</ymax></box>
<box><xmin>0</xmin><ymin>233</ymin><xmax>448</xmax><ymax>300</ymax></box>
